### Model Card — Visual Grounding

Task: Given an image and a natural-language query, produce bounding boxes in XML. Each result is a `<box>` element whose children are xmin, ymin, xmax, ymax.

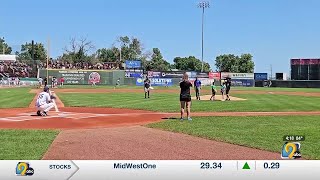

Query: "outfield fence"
<box><xmin>38</xmin><ymin>69</ymin><xmax>125</xmax><ymax>85</ymax></box>
<box><xmin>8</xmin><ymin>67</ymin><xmax>320</xmax><ymax>88</ymax></box>
<box><xmin>270</xmin><ymin>80</ymin><xmax>320</xmax><ymax>88</ymax></box>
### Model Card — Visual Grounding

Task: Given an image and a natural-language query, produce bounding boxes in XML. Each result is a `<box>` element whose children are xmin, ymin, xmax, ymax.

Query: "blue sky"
<box><xmin>1</xmin><ymin>0</ymin><xmax>320</xmax><ymax>74</ymax></box>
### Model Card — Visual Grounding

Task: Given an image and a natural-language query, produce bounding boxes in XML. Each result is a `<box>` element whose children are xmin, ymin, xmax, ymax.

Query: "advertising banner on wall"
<box><xmin>147</xmin><ymin>71</ymin><xmax>203</xmax><ymax>78</ymax></box>
<box><xmin>209</xmin><ymin>72</ymin><xmax>220</xmax><ymax>79</ymax></box>
<box><xmin>60</xmin><ymin>70</ymin><xmax>99</xmax><ymax>84</ymax></box>
<box><xmin>125</xmin><ymin>60</ymin><xmax>141</xmax><ymax>69</ymax></box>
<box><xmin>231</xmin><ymin>79</ymin><xmax>254</xmax><ymax>87</ymax></box>
<box><xmin>147</xmin><ymin>71</ymin><xmax>162</xmax><ymax>78</ymax></box>
<box><xmin>161</xmin><ymin>71</ymin><xmax>185</xmax><ymax>78</ymax></box>
<box><xmin>136</xmin><ymin>78</ymin><xmax>173</xmax><ymax>86</ymax></box>
<box><xmin>254</xmin><ymin>73</ymin><xmax>268</xmax><ymax>80</ymax></box>
<box><xmin>125</xmin><ymin>71</ymin><xmax>143</xmax><ymax>78</ymax></box>
<box><xmin>38</xmin><ymin>69</ymin><xmax>115</xmax><ymax>85</ymax></box>
<box><xmin>196</xmin><ymin>72</ymin><xmax>209</xmax><ymax>78</ymax></box>
<box><xmin>189</xmin><ymin>78</ymin><xmax>215</xmax><ymax>86</ymax></box>
<box><xmin>221</xmin><ymin>72</ymin><xmax>254</xmax><ymax>80</ymax></box>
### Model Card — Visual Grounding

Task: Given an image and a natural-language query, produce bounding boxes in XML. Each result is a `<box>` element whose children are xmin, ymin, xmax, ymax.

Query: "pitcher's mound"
<box><xmin>192</xmin><ymin>95</ymin><xmax>247</xmax><ymax>101</ymax></box>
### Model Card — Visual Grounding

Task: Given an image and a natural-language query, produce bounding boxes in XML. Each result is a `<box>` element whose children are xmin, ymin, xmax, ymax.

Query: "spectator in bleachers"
<box><xmin>46</xmin><ymin>60</ymin><xmax>120</xmax><ymax>70</ymax></box>
<box><xmin>0</xmin><ymin>61</ymin><xmax>31</xmax><ymax>78</ymax></box>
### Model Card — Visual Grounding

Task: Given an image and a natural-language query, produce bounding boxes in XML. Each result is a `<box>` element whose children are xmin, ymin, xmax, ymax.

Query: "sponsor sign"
<box><xmin>209</xmin><ymin>72</ymin><xmax>220</xmax><ymax>79</ymax></box>
<box><xmin>147</xmin><ymin>71</ymin><xmax>162</xmax><ymax>78</ymax></box>
<box><xmin>88</xmin><ymin>72</ymin><xmax>101</xmax><ymax>84</ymax></box>
<box><xmin>39</xmin><ymin>70</ymin><xmax>108</xmax><ymax>85</ymax></box>
<box><xmin>147</xmin><ymin>71</ymin><xmax>199</xmax><ymax>78</ymax></box>
<box><xmin>125</xmin><ymin>69</ymin><xmax>143</xmax><ymax>72</ymax></box>
<box><xmin>189</xmin><ymin>78</ymin><xmax>215</xmax><ymax>86</ymax></box>
<box><xmin>231</xmin><ymin>79</ymin><xmax>254</xmax><ymax>87</ymax></box>
<box><xmin>125</xmin><ymin>60</ymin><xmax>141</xmax><ymax>69</ymax></box>
<box><xmin>196</xmin><ymin>72</ymin><xmax>209</xmax><ymax>78</ymax></box>
<box><xmin>254</xmin><ymin>73</ymin><xmax>268</xmax><ymax>80</ymax></box>
<box><xmin>161</xmin><ymin>71</ymin><xmax>185</xmax><ymax>78</ymax></box>
<box><xmin>221</xmin><ymin>72</ymin><xmax>254</xmax><ymax>80</ymax></box>
<box><xmin>125</xmin><ymin>71</ymin><xmax>143</xmax><ymax>78</ymax></box>
<box><xmin>136</xmin><ymin>78</ymin><xmax>173</xmax><ymax>86</ymax></box>
<box><xmin>188</xmin><ymin>72</ymin><xmax>198</xmax><ymax>78</ymax></box>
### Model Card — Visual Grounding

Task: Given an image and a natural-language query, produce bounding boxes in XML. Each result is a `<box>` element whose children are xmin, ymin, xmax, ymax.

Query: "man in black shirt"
<box><xmin>179</xmin><ymin>73</ymin><xmax>193</xmax><ymax>121</ymax></box>
<box><xmin>225</xmin><ymin>77</ymin><xmax>231</xmax><ymax>101</ymax></box>
<box><xmin>144</xmin><ymin>77</ymin><xmax>151</xmax><ymax>98</ymax></box>
<box><xmin>44</xmin><ymin>77</ymin><xmax>48</xmax><ymax>87</ymax></box>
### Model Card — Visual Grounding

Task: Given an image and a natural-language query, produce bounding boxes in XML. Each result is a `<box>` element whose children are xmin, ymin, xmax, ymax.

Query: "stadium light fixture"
<box><xmin>198</xmin><ymin>1</ymin><xmax>210</xmax><ymax>72</ymax></box>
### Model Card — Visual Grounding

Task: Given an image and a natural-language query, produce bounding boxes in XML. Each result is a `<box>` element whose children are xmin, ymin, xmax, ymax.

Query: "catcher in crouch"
<box><xmin>35</xmin><ymin>86</ymin><xmax>56</xmax><ymax>116</ymax></box>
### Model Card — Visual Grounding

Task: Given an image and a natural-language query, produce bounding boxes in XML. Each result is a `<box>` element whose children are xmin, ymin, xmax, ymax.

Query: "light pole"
<box><xmin>2</xmin><ymin>37</ymin><xmax>5</xmax><ymax>54</ymax></box>
<box><xmin>198</xmin><ymin>1</ymin><xmax>210</xmax><ymax>72</ymax></box>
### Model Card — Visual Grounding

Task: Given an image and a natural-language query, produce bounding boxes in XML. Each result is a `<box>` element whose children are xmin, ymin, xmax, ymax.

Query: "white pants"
<box><xmin>144</xmin><ymin>87</ymin><xmax>150</xmax><ymax>92</ymax></box>
<box><xmin>37</xmin><ymin>103</ymin><xmax>55</xmax><ymax>112</ymax></box>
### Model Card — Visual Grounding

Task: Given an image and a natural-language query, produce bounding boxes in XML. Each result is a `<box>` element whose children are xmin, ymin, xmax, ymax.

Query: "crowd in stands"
<box><xmin>0</xmin><ymin>61</ymin><xmax>32</xmax><ymax>78</ymax></box>
<box><xmin>0</xmin><ymin>60</ymin><xmax>121</xmax><ymax>78</ymax></box>
<box><xmin>41</xmin><ymin>61</ymin><xmax>120</xmax><ymax>70</ymax></box>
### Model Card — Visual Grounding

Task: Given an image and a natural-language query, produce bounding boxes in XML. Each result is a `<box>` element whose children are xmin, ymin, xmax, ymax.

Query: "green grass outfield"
<box><xmin>0</xmin><ymin>88</ymin><xmax>34</xmax><ymax>108</ymax></box>
<box><xmin>229</xmin><ymin>86</ymin><xmax>320</xmax><ymax>92</ymax></box>
<box><xmin>57</xmin><ymin>84</ymin><xmax>320</xmax><ymax>92</ymax></box>
<box><xmin>59</xmin><ymin>92</ymin><xmax>320</xmax><ymax>112</ymax></box>
<box><xmin>147</xmin><ymin>116</ymin><xmax>320</xmax><ymax>159</ymax></box>
<box><xmin>0</xmin><ymin>130</ymin><xmax>59</xmax><ymax>160</ymax></box>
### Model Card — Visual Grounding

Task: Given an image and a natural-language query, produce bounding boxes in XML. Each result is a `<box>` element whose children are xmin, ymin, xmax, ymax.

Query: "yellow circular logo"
<box><xmin>137</xmin><ymin>78</ymin><xmax>143</xmax><ymax>83</ymax></box>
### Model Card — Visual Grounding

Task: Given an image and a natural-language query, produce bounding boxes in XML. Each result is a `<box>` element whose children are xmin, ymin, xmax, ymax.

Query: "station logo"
<box><xmin>16</xmin><ymin>162</ymin><xmax>34</xmax><ymax>176</ymax></box>
<box><xmin>281</xmin><ymin>142</ymin><xmax>301</xmax><ymax>159</ymax></box>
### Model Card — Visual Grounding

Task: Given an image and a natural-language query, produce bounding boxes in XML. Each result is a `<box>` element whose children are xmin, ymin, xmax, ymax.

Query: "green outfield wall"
<box><xmin>38</xmin><ymin>69</ymin><xmax>125</xmax><ymax>85</ymax></box>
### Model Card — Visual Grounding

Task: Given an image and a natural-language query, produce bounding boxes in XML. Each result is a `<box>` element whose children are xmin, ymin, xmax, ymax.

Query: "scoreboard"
<box><xmin>291</xmin><ymin>59</ymin><xmax>320</xmax><ymax>80</ymax></box>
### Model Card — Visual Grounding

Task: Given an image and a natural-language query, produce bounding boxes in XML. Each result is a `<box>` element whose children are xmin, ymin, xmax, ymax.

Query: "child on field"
<box><xmin>221</xmin><ymin>82</ymin><xmax>226</xmax><ymax>101</ymax></box>
<box><xmin>210</xmin><ymin>82</ymin><xmax>217</xmax><ymax>101</ymax></box>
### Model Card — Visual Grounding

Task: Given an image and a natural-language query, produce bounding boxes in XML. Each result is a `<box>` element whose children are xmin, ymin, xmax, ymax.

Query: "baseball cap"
<box><xmin>44</xmin><ymin>86</ymin><xmax>49</xmax><ymax>92</ymax></box>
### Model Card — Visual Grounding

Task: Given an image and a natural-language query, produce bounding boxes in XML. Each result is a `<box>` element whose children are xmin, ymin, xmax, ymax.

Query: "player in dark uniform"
<box><xmin>194</xmin><ymin>77</ymin><xmax>202</xmax><ymax>100</ymax></box>
<box><xmin>44</xmin><ymin>77</ymin><xmax>48</xmax><ymax>87</ymax></box>
<box><xmin>144</xmin><ymin>77</ymin><xmax>151</xmax><ymax>98</ymax></box>
<box><xmin>179</xmin><ymin>72</ymin><xmax>193</xmax><ymax>121</ymax></box>
<box><xmin>225</xmin><ymin>77</ymin><xmax>231</xmax><ymax>101</ymax></box>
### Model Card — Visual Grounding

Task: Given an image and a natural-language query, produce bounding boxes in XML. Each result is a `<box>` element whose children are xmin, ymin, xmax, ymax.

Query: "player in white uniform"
<box><xmin>114</xmin><ymin>78</ymin><xmax>120</xmax><ymax>89</ymax></box>
<box><xmin>38</xmin><ymin>77</ymin><xmax>43</xmax><ymax>88</ymax></box>
<box><xmin>35</xmin><ymin>86</ymin><xmax>55</xmax><ymax>116</ymax></box>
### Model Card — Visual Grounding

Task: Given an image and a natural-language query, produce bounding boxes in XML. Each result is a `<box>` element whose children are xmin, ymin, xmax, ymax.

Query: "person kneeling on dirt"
<box><xmin>35</xmin><ymin>86</ymin><xmax>55</xmax><ymax>116</ymax></box>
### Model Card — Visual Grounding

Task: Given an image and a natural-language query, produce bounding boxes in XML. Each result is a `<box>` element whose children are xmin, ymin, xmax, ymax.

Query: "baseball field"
<box><xmin>0</xmin><ymin>85</ymin><xmax>319</xmax><ymax>160</ymax></box>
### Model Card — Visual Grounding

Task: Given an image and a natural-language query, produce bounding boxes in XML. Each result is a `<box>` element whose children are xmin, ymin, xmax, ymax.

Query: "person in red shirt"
<box><xmin>60</xmin><ymin>77</ymin><xmax>65</xmax><ymax>87</ymax></box>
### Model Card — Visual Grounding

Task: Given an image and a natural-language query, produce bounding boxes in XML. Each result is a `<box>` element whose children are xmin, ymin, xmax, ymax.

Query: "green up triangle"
<box><xmin>242</xmin><ymin>162</ymin><xmax>250</xmax><ymax>170</ymax></box>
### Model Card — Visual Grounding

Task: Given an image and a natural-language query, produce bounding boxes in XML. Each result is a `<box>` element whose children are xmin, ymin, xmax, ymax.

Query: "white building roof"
<box><xmin>0</xmin><ymin>55</ymin><xmax>17</xmax><ymax>61</ymax></box>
